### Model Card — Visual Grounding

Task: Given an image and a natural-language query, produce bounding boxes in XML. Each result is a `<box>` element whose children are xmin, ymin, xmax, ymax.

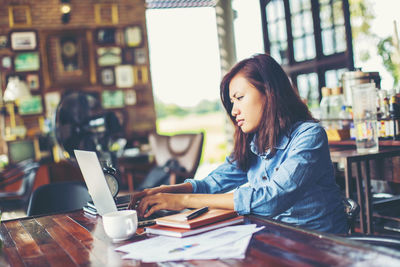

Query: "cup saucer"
<box><xmin>112</xmin><ymin>235</ymin><xmax>134</xmax><ymax>243</ymax></box>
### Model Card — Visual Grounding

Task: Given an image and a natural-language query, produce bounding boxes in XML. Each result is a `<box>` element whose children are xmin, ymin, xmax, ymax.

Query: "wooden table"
<box><xmin>330</xmin><ymin>147</ymin><xmax>400</xmax><ymax>234</ymax></box>
<box><xmin>1</xmin><ymin>210</ymin><xmax>400</xmax><ymax>266</ymax></box>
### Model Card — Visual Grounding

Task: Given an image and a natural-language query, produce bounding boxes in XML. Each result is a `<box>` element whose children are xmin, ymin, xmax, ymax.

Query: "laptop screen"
<box><xmin>74</xmin><ymin>150</ymin><xmax>118</xmax><ymax>216</ymax></box>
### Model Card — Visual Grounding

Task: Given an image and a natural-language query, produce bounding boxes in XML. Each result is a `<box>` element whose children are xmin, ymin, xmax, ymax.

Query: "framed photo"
<box><xmin>97</xmin><ymin>47</ymin><xmax>121</xmax><ymax>66</ymax></box>
<box><xmin>100</xmin><ymin>68</ymin><xmax>114</xmax><ymax>86</ymax></box>
<box><xmin>10</xmin><ymin>31</ymin><xmax>37</xmax><ymax>51</ymax></box>
<box><xmin>102</xmin><ymin>90</ymin><xmax>124</xmax><ymax>109</ymax></box>
<box><xmin>14</xmin><ymin>52</ymin><xmax>40</xmax><ymax>72</ymax></box>
<box><xmin>133</xmin><ymin>66</ymin><xmax>148</xmax><ymax>84</ymax></box>
<box><xmin>18</xmin><ymin>95</ymin><xmax>43</xmax><ymax>115</ymax></box>
<box><xmin>94</xmin><ymin>4</ymin><xmax>118</xmax><ymax>25</ymax></box>
<box><xmin>115</xmin><ymin>65</ymin><xmax>134</xmax><ymax>88</ymax></box>
<box><xmin>125</xmin><ymin>89</ymin><xmax>137</xmax><ymax>106</ymax></box>
<box><xmin>0</xmin><ymin>35</ymin><xmax>8</xmax><ymax>48</ymax></box>
<box><xmin>96</xmin><ymin>28</ymin><xmax>116</xmax><ymax>44</ymax></box>
<box><xmin>134</xmin><ymin>48</ymin><xmax>147</xmax><ymax>64</ymax></box>
<box><xmin>125</xmin><ymin>26</ymin><xmax>142</xmax><ymax>47</ymax></box>
<box><xmin>1</xmin><ymin>56</ymin><xmax>12</xmax><ymax>70</ymax></box>
<box><xmin>46</xmin><ymin>31</ymin><xmax>90</xmax><ymax>86</ymax></box>
<box><xmin>26</xmin><ymin>74</ymin><xmax>40</xmax><ymax>90</ymax></box>
<box><xmin>8</xmin><ymin>6</ymin><xmax>32</xmax><ymax>27</ymax></box>
<box><xmin>123</xmin><ymin>48</ymin><xmax>135</xmax><ymax>64</ymax></box>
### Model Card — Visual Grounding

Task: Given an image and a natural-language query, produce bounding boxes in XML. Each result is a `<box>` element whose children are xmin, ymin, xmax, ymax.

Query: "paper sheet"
<box><xmin>115</xmin><ymin>224</ymin><xmax>264</xmax><ymax>262</ymax></box>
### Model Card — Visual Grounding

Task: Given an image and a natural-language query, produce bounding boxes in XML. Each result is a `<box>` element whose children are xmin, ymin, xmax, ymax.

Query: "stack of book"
<box><xmin>145</xmin><ymin>208</ymin><xmax>244</xmax><ymax>237</ymax></box>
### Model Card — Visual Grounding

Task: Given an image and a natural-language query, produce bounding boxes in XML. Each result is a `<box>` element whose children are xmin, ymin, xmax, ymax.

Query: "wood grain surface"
<box><xmin>0</xmin><ymin>211</ymin><xmax>400</xmax><ymax>266</ymax></box>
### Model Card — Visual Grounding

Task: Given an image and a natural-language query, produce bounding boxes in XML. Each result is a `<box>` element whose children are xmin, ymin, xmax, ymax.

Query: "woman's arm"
<box><xmin>137</xmin><ymin>192</ymin><xmax>234</xmax><ymax>217</ymax></box>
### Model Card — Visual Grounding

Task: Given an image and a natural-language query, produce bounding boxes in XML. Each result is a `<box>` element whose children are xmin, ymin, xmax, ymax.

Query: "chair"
<box><xmin>148</xmin><ymin>132</ymin><xmax>204</xmax><ymax>185</ymax></box>
<box><xmin>0</xmin><ymin>160</ymin><xmax>40</xmax><ymax>211</ymax></box>
<box><xmin>26</xmin><ymin>181</ymin><xmax>91</xmax><ymax>216</ymax></box>
<box><xmin>343</xmin><ymin>197</ymin><xmax>400</xmax><ymax>251</ymax></box>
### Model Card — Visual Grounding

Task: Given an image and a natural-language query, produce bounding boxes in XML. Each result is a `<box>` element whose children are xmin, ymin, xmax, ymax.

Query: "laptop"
<box><xmin>74</xmin><ymin>150</ymin><xmax>119</xmax><ymax>216</ymax></box>
<box><xmin>75</xmin><ymin>149</ymin><xmax>180</xmax><ymax>226</ymax></box>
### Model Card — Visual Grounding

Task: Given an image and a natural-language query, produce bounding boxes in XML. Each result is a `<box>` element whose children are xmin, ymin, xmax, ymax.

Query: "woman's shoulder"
<box><xmin>291</xmin><ymin>120</ymin><xmax>324</xmax><ymax>136</ymax></box>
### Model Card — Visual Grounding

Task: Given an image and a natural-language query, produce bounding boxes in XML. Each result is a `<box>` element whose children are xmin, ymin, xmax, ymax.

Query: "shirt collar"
<box><xmin>249</xmin><ymin>121</ymin><xmax>304</xmax><ymax>157</ymax></box>
<box><xmin>250</xmin><ymin>132</ymin><xmax>290</xmax><ymax>158</ymax></box>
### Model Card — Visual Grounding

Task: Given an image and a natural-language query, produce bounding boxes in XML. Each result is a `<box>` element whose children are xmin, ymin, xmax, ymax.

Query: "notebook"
<box><xmin>74</xmin><ymin>150</ymin><xmax>118</xmax><ymax>216</ymax></box>
<box><xmin>155</xmin><ymin>209</ymin><xmax>238</xmax><ymax>229</ymax></box>
<box><xmin>146</xmin><ymin>216</ymin><xmax>244</xmax><ymax>237</ymax></box>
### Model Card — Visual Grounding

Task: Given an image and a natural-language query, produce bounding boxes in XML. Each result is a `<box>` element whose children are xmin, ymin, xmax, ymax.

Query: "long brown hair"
<box><xmin>220</xmin><ymin>54</ymin><xmax>315</xmax><ymax>170</ymax></box>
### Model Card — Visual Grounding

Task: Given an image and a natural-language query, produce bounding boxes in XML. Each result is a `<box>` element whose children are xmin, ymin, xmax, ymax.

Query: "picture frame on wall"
<box><xmin>1</xmin><ymin>56</ymin><xmax>12</xmax><ymax>70</ymax></box>
<box><xmin>100</xmin><ymin>68</ymin><xmax>114</xmax><ymax>86</ymax></box>
<box><xmin>125</xmin><ymin>89</ymin><xmax>137</xmax><ymax>106</ymax></box>
<box><xmin>46</xmin><ymin>31</ymin><xmax>90</xmax><ymax>87</ymax></box>
<box><xmin>97</xmin><ymin>47</ymin><xmax>121</xmax><ymax>66</ymax></box>
<box><xmin>96</xmin><ymin>28</ymin><xmax>116</xmax><ymax>44</ymax></box>
<box><xmin>133</xmin><ymin>65</ymin><xmax>148</xmax><ymax>84</ymax></box>
<box><xmin>18</xmin><ymin>95</ymin><xmax>43</xmax><ymax>115</ymax></box>
<box><xmin>134</xmin><ymin>48</ymin><xmax>147</xmax><ymax>64</ymax></box>
<box><xmin>125</xmin><ymin>26</ymin><xmax>142</xmax><ymax>47</ymax></box>
<box><xmin>0</xmin><ymin>35</ymin><xmax>8</xmax><ymax>48</ymax></box>
<box><xmin>26</xmin><ymin>74</ymin><xmax>40</xmax><ymax>90</ymax></box>
<box><xmin>102</xmin><ymin>90</ymin><xmax>124</xmax><ymax>109</ymax></box>
<box><xmin>115</xmin><ymin>65</ymin><xmax>134</xmax><ymax>88</ymax></box>
<box><xmin>123</xmin><ymin>48</ymin><xmax>135</xmax><ymax>64</ymax></box>
<box><xmin>14</xmin><ymin>52</ymin><xmax>40</xmax><ymax>72</ymax></box>
<box><xmin>10</xmin><ymin>31</ymin><xmax>37</xmax><ymax>51</ymax></box>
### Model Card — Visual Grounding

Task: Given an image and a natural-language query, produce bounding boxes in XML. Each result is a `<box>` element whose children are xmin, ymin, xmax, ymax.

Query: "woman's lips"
<box><xmin>237</xmin><ymin>120</ymin><xmax>244</xmax><ymax>127</ymax></box>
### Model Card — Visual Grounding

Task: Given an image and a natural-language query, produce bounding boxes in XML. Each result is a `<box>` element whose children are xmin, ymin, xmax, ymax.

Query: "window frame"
<box><xmin>259</xmin><ymin>0</ymin><xmax>354</xmax><ymax>100</ymax></box>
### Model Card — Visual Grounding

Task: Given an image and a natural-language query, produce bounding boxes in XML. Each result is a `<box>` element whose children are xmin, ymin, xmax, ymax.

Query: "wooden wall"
<box><xmin>0</xmin><ymin>0</ymin><xmax>156</xmax><ymax>155</ymax></box>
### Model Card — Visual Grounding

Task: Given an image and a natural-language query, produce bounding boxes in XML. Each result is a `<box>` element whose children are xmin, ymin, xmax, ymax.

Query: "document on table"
<box><xmin>115</xmin><ymin>224</ymin><xmax>264</xmax><ymax>262</ymax></box>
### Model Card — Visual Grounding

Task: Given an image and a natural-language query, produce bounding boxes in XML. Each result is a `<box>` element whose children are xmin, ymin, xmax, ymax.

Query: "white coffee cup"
<box><xmin>102</xmin><ymin>210</ymin><xmax>138</xmax><ymax>242</ymax></box>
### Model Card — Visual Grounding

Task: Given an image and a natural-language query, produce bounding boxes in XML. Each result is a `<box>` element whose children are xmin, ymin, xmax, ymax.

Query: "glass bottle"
<box><xmin>320</xmin><ymin>87</ymin><xmax>331</xmax><ymax>129</ymax></box>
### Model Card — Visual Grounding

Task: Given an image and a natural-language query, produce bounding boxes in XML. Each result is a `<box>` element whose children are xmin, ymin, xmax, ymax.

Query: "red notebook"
<box><xmin>155</xmin><ymin>208</ymin><xmax>238</xmax><ymax>229</ymax></box>
<box><xmin>146</xmin><ymin>216</ymin><xmax>244</xmax><ymax>237</ymax></box>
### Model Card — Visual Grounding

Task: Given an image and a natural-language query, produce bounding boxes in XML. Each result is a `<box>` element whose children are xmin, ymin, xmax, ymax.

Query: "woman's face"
<box><xmin>229</xmin><ymin>73</ymin><xmax>266</xmax><ymax>133</ymax></box>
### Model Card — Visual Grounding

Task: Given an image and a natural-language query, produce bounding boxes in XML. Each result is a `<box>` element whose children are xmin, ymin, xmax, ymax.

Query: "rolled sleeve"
<box><xmin>233</xmin><ymin>187</ymin><xmax>253</xmax><ymax>214</ymax></box>
<box><xmin>185</xmin><ymin>157</ymin><xmax>248</xmax><ymax>194</ymax></box>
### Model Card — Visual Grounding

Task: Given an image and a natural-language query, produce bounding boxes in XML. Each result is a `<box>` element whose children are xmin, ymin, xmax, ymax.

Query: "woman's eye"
<box><xmin>237</xmin><ymin>96</ymin><xmax>243</xmax><ymax>100</ymax></box>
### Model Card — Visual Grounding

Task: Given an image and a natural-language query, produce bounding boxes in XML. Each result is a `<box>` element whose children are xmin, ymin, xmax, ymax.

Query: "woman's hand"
<box><xmin>128</xmin><ymin>185</ymin><xmax>171</xmax><ymax>210</ymax></box>
<box><xmin>137</xmin><ymin>193</ymin><xmax>187</xmax><ymax>217</ymax></box>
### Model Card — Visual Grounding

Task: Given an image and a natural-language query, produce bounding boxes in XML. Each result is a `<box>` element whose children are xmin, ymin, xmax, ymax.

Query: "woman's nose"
<box><xmin>231</xmin><ymin>104</ymin><xmax>239</xmax><ymax>117</ymax></box>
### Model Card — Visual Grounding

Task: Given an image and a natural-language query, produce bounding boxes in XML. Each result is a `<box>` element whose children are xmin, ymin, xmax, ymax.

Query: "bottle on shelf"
<box><xmin>320</xmin><ymin>87</ymin><xmax>331</xmax><ymax>129</ymax></box>
<box><xmin>329</xmin><ymin>86</ymin><xmax>346</xmax><ymax>129</ymax></box>
<box><xmin>388</xmin><ymin>95</ymin><xmax>400</xmax><ymax>139</ymax></box>
<box><xmin>338</xmin><ymin>105</ymin><xmax>352</xmax><ymax>129</ymax></box>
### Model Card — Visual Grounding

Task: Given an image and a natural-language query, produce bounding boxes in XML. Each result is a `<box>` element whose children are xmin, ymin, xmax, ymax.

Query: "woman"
<box><xmin>130</xmin><ymin>54</ymin><xmax>348</xmax><ymax>234</ymax></box>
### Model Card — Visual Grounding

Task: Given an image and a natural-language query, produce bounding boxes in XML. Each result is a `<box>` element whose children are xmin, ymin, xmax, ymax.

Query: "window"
<box><xmin>260</xmin><ymin>0</ymin><xmax>354</xmax><ymax>106</ymax></box>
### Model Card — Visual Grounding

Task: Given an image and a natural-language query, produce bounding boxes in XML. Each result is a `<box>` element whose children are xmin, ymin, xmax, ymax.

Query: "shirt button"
<box><xmin>262</xmin><ymin>176</ymin><xmax>267</xmax><ymax>180</ymax></box>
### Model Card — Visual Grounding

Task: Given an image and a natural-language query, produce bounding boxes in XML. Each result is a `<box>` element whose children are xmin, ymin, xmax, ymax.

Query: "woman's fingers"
<box><xmin>128</xmin><ymin>191</ymin><xmax>146</xmax><ymax>209</ymax></box>
<box><xmin>144</xmin><ymin>203</ymin><xmax>165</xmax><ymax>218</ymax></box>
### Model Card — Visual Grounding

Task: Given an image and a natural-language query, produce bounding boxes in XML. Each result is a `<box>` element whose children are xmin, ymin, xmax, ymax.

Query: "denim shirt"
<box><xmin>185</xmin><ymin>121</ymin><xmax>348</xmax><ymax>234</ymax></box>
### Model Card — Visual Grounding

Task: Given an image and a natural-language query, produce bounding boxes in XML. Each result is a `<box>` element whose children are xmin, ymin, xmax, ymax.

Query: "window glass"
<box><xmin>294</xmin><ymin>37</ymin><xmax>305</xmax><ymax>61</ymax></box>
<box><xmin>289</xmin><ymin>0</ymin><xmax>301</xmax><ymax>14</ymax></box>
<box><xmin>333</xmin><ymin>0</ymin><xmax>344</xmax><ymax>25</ymax></box>
<box><xmin>266</xmin><ymin>1</ymin><xmax>277</xmax><ymax>22</ymax></box>
<box><xmin>292</xmin><ymin>14</ymin><xmax>302</xmax><ymax>38</ymax></box>
<box><xmin>306</xmin><ymin>35</ymin><xmax>316</xmax><ymax>59</ymax></box>
<box><xmin>322</xmin><ymin>28</ymin><xmax>334</xmax><ymax>55</ymax></box>
<box><xmin>297</xmin><ymin>72</ymin><xmax>319</xmax><ymax>108</ymax></box>
<box><xmin>320</xmin><ymin>4</ymin><xmax>332</xmax><ymax>29</ymax></box>
<box><xmin>304</xmin><ymin>11</ymin><xmax>314</xmax><ymax>34</ymax></box>
<box><xmin>335</xmin><ymin>26</ymin><xmax>346</xmax><ymax>52</ymax></box>
<box><xmin>325</xmin><ymin>68</ymin><xmax>347</xmax><ymax>88</ymax></box>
